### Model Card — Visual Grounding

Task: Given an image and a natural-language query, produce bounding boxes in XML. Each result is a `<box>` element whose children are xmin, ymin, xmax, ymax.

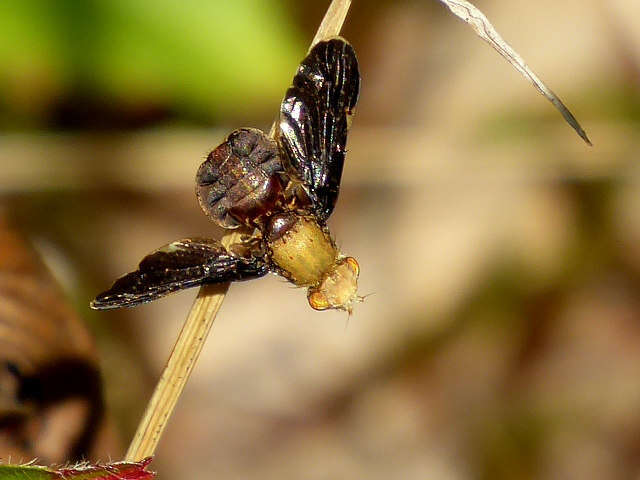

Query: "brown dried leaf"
<box><xmin>0</xmin><ymin>212</ymin><xmax>116</xmax><ymax>463</ymax></box>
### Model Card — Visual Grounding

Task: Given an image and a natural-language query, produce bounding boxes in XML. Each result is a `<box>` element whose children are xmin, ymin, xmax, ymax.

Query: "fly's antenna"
<box><xmin>358</xmin><ymin>291</ymin><xmax>374</xmax><ymax>303</ymax></box>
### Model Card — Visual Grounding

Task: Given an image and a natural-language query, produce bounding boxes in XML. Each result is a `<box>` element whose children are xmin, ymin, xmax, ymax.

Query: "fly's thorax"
<box><xmin>308</xmin><ymin>257</ymin><xmax>360</xmax><ymax>313</ymax></box>
<box><xmin>266</xmin><ymin>213</ymin><xmax>337</xmax><ymax>286</ymax></box>
<box><xmin>227</xmin><ymin>173</ymin><xmax>283</xmax><ymax>226</ymax></box>
<box><xmin>196</xmin><ymin>128</ymin><xmax>284</xmax><ymax>228</ymax></box>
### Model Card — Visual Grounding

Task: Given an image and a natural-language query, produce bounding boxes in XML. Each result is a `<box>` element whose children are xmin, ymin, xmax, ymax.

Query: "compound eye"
<box><xmin>308</xmin><ymin>290</ymin><xmax>330</xmax><ymax>310</ymax></box>
<box><xmin>345</xmin><ymin>257</ymin><xmax>359</xmax><ymax>277</ymax></box>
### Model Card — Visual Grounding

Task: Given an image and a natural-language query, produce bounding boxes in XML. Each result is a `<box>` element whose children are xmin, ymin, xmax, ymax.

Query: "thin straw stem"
<box><xmin>125</xmin><ymin>282</ymin><xmax>228</xmax><ymax>460</ymax></box>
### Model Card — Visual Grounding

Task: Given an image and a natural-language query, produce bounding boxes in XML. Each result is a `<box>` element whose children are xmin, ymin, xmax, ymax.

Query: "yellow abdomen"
<box><xmin>267</xmin><ymin>214</ymin><xmax>337</xmax><ymax>286</ymax></box>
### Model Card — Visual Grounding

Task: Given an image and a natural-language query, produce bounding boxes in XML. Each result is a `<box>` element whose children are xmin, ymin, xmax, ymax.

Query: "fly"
<box><xmin>91</xmin><ymin>37</ymin><xmax>362</xmax><ymax>313</ymax></box>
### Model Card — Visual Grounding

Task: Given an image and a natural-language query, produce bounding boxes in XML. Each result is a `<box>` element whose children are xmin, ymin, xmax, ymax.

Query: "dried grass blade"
<box><xmin>437</xmin><ymin>0</ymin><xmax>592</xmax><ymax>145</ymax></box>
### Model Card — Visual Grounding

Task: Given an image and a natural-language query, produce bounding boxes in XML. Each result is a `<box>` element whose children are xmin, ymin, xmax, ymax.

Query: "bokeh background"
<box><xmin>1</xmin><ymin>0</ymin><xmax>639</xmax><ymax>478</ymax></box>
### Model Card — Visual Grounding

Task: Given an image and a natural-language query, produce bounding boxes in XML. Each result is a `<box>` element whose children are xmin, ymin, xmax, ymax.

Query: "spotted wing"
<box><xmin>90</xmin><ymin>238</ymin><xmax>268</xmax><ymax>309</ymax></box>
<box><xmin>278</xmin><ymin>37</ymin><xmax>360</xmax><ymax>221</ymax></box>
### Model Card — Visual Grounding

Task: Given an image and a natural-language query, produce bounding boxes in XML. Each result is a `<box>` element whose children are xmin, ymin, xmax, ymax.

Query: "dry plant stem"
<box><xmin>124</xmin><ymin>0</ymin><xmax>352</xmax><ymax>462</ymax></box>
<box><xmin>311</xmin><ymin>0</ymin><xmax>351</xmax><ymax>48</ymax></box>
<box><xmin>124</xmin><ymin>281</ymin><xmax>229</xmax><ymax>461</ymax></box>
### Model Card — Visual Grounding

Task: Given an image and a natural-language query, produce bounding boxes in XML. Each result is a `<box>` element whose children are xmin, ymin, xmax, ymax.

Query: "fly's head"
<box><xmin>307</xmin><ymin>257</ymin><xmax>361</xmax><ymax>314</ymax></box>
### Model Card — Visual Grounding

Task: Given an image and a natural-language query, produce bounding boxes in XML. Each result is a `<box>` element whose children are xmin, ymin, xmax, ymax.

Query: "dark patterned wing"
<box><xmin>196</xmin><ymin>128</ymin><xmax>284</xmax><ymax>229</ymax></box>
<box><xmin>90</xmin><ymin>238</ymin><xmax>268</xmax><ymax>309</ymax></box>
<box><xmin>278</xmin><ymin>37</ymin><xmax>360</xmax><ymax>221</ymax></box>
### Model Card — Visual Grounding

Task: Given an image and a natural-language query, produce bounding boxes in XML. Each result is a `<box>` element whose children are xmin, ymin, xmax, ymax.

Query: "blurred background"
<box><xmin>1</xmin><ymin>0</ymin><xmax>639</xmax><ymax>478</ymax></box>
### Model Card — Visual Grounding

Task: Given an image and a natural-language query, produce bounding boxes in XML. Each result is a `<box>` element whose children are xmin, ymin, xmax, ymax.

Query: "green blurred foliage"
<box><xmin>0</xmin><ymin>0</ymin><xmax>303</xmax><ymax>127</ymax></box>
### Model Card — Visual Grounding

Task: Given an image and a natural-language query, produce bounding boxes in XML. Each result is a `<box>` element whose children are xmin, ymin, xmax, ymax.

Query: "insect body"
<box><xmin>91</xmin><ymin>38</ymin><xmax>361</xmax><ymax>313</ymax></box>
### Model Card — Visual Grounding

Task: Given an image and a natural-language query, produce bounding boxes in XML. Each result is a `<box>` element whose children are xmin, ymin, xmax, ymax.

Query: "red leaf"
<box><xmin>54</xmin><ymin>458</ymin><xmax>155</xmax><ymax>480</ymax></box>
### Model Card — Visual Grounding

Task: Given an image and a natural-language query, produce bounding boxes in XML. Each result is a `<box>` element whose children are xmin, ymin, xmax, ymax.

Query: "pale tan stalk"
<box><xmin>124</xmin><ymin>282</ymin><xmax>228</xmax><ymax>460</ymax></box>
<box><xmin>124</xmin><ymin>0</ymin><xmax>353</xmax><ymax>462</ymax></box>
